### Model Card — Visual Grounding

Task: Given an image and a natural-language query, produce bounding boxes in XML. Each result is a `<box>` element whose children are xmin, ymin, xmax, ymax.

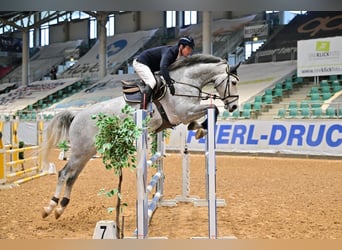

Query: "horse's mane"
<box><xmin>169</xmin><ymin>54</ymin><xmax>225</xmax><ymax>71</ymax></box>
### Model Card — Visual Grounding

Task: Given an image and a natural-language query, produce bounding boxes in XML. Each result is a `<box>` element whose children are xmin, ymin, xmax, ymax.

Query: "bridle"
<box><xmin>172</xmin><ymin>65</ymin><xmax>239</xmax><ymax>105</ymax></box>
<box><xmin>214</xmin><ymin>65</ymin><xmax>240</xmax><ymax>106</ymax></box>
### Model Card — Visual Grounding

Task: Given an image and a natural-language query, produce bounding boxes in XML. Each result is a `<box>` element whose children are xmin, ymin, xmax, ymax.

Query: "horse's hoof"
<box><xmin>54</xmin><ymin>208</ymin><xmax>63</xmax><ymax>219</ymax></box>
<box><xmin>188</xmin><ymin>121</ymin><xmax>201</xmax><ymax>130</ymax></box>
<box><xmin>41</xmin><ymin>207</ymin><xmax>50</xmax><ymax>219</ymax></box>
<box><xmin>195</xmin><ymin>128</ymin><xmax>207</xmax><ymax>139</ymax></box>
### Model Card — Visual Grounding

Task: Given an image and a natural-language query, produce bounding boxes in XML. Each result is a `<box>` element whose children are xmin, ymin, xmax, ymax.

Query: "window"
<box><xmin>90</xmin><ymin>17</ymin><xmax>97</xmax><ymax>39</ymax></box>
<box><xmin>245</xmin><ymin>40</ymin><xmax>264</xmax><ymax>60</ymax></box>
<box><xmin>40</xmin><ymin>24</ymin><xmax>49</xmax><ymax>46</ymax></box>
<box><xmin>184</xmin><ymin>11</ymin><xmax>197</xmax><ymax>26</ymax></box>
<box><xmin>106</xmin><ymin>14</ymin><xmax>115</xmax><ymax>37</ymax></box>
<box><xmin>29</xmin><ymin>28</ymin><xmax>34</xmax><ymax>48</ymax></box>
<box><xmin>166</xmin><ymin>11</ymin><xmax>176</xmax><ymax>28</ymax></box>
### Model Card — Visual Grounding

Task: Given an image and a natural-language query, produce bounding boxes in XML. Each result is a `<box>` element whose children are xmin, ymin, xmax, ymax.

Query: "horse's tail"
<box><xmin>41</xmin><ymin>111</ymin><xmax>75</xmax><ymax>168</ymax></box>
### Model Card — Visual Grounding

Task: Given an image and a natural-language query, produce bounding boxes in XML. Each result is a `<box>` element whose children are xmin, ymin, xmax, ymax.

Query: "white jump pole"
<box><xmin>206</xmin><ymin>107</ymin><xmax>217</xmax><ymax>239</ymax></box>
<box><xmin>174</xmin><ymin>125</ymin><xmax>200</xmax><ymax>202</ymax></box>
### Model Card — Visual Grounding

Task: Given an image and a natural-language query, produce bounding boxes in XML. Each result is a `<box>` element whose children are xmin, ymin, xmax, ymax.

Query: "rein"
<box><xmin>172</xmin><ymin>69</ymin><xmax>239</xmax><ymax>103</ymax></box>
<box><xmin>171</xmin><ymin>81</ymin><xmax>215</xmax><ymax>100</ymax></box>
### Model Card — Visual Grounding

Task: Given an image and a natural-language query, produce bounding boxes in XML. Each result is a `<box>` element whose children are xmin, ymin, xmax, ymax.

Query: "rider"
<box><xmin>133</xmin><ymin>36</ymin><xmax>195</xmax><ymax>108</ymax></box>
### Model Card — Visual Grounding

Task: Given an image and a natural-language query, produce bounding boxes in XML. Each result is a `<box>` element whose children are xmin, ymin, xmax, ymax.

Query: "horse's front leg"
<box><xmin>184</xmin><ymin>104</ymin><xmax>219</xmax><ymax>138</ymax></box>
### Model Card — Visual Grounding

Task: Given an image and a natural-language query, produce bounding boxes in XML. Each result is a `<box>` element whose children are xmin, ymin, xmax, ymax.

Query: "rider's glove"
<box><xmin>167</xmin><ymin>80</ymin><xmax>175</xmax><ymax>95</ymax></box>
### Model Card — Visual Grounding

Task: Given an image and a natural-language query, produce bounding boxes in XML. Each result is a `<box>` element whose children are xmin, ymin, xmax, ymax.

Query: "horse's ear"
<box><xmin>229</xmin><ymin>61</ymin><xmax>241</xmax><ymax>75</ymax></box>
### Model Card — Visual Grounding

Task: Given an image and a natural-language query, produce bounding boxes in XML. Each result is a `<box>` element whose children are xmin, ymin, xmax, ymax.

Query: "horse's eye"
<box><xmin>232</xmin><ymin>81</ymin><xmax>237</xmax><ymax>85</ymax></box>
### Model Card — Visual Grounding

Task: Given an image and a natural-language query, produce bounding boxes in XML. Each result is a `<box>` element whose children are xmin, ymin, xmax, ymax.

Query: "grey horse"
<box><xmin>41</xmin><ymin>54</ymin><xmax>240</xmax><ymax>219</ymax></box>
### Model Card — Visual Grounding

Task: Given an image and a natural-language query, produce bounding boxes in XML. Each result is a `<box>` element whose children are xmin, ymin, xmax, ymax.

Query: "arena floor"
<box><xmin>0</xmin><ymin>149</ymin><xmax>341</xmax><ymax>239</ymax></box>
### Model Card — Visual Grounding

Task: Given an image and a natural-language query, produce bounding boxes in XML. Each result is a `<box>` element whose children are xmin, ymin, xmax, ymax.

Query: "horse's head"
<box><xmin>215</xmin><ymin>62</ymin><xmax>240</xmax><ymax>112</ymax></box>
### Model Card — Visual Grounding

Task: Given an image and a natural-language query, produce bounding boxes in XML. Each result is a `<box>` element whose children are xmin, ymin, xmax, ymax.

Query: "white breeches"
<box><xmin>133</xmin><ymin>59</ymin><xmax>157</xmax><ymax>89</ymax></box>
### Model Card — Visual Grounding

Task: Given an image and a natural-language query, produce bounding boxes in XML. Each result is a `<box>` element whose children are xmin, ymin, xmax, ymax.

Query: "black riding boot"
<box><xmin>140</xmin><ymin>85</ymin><xmax>153</xmax><ymax>109</ymax></box>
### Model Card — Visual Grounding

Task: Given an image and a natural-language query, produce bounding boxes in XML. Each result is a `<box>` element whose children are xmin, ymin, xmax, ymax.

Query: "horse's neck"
<box><xmin>171</xmin><ymin>63</ymin><xmax>222</xmax><ymax>89</ymax></box>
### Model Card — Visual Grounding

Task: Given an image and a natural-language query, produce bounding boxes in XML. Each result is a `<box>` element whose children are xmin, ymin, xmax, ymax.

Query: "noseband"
<box><xmin>214</xmin><ymin>66</ymin><xmax>239</xmax><ymax>105</ymax></box>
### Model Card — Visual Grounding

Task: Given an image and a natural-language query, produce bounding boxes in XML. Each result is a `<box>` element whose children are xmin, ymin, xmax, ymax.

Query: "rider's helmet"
<box><xmin>178</xmin><ymin>36</ymin><xmax>195</xmax><ymax>49</ymax></box>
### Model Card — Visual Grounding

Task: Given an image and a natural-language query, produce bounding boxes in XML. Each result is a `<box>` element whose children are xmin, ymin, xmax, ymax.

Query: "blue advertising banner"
<box><xmin>166</xmin><ymin>120</ymin><xmax>342</xmax><ymax>157</ymax></box>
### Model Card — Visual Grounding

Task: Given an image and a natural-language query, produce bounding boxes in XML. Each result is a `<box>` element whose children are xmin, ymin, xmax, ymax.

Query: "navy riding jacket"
<box><xmin>136</xmin><ymin>45</ymin><xmax>179</xmax><ymax>84</ymax></box>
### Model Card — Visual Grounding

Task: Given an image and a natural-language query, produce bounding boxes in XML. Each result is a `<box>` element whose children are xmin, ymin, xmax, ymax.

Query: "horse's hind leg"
<box><xmin>54</xmin><ymin>169</ymin><xmax>83</xmax><ymax>218</ymax></box>
<box><xmin>53</xmin><ymin>153</ymin><xmax>91</xmax><ymax>219</ymax></box>
<box><xmin>41</xmin><ymin>162</ymin><xmax>72</xmax><ymax>219</ymax></box>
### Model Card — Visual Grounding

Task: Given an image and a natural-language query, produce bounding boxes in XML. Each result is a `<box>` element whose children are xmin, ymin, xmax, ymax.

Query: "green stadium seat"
<box><xmin>275</xmin><ymin>82</ymin><xmax>283</xmax><ymax>89</ymax></box>
<box><xmin>322</xmin><ymin>92</ymin><xmax>332</xmax><ymax>101</ymax></box>
<box><xmin>273</xmin><ymin>88</ymin><xmax>283</xmax><ymax>99</ymax></box>
<box><xmin>243</xmin><ymin>102</ymin><xmax>252</xmax><ymax>110</ymax></box>
<box><xmin>240</xmin><ymin>110</ymin><xmax>251</xmax><ymax>119</ymax></box>
<box><xmin>285</xmin><ymin>77</ymin><xmax>292</xmax><ymax>83</ymax></box>
<box><xmin>310</xmin><ymin>93</ymin><xmax>320</xmax><ymax>102</ymax></box>
<box><xmin>325</xmin><ymin>107</ymin><xmax>337</xmax><ymax>118</ymax></box>
<box><xmin>286</xmin><ymin>108</ymin><xmax>298</xmax><ymax>118</ymax></box>
<box><xmin>331</xmin><ymin>80</ymin><xmax>340</xmax><ymax>87</ymax></box>
<box><xmin>264</xmin><ymin>88</ymin><xmax>273</xmax><ymax>96</ymax></box>
<box><xmin>321</xmin><ymin>86</ymin><xmax>331</xmax><ymax>94</ymax></box>
<box><xmin>319</xmin><ymin>80</ymin><xmax>329</xmax><ymax>87</ymax></box>
<box><xmin>288</xmin><ymin>100</ymin><xmax>297</xmax><ymax>109</ymax></box>
<box><xmin>295</xmin><ymin>76</ymin><xmax>303</xmax><ymax>83</ymax></box>
<box><xmin>221</xmin><ymin>110</ymin><xmax>230</xmax><ymax>119</ymax></box>
<box><xmin>263</xmin><ymin>95</ymin><xmax>273</xmax><ymax>105</ymax></box>
<box><xmin>332</xmin><ymin>85</ymin><xmax>341</xmax><ymax>93</ymax></box>
<box><xmin>254</xmin><ymin>95</ymin><xmax>262</xmax><ymax>103</ymax></box>
<box><xmin>285</xmin><ymin>81</ymin><xmax>293</xmax><ymax>91</ymax></box>
<box><xmin>253</xmin><ymin>101</ymin><xmax>262</xmax><ymax>113</ymax></box>
<box><xmin>300</xmin><ymin>101</ymin><xmax>310</xmax><ymax>109</ymax></box>
<box><xmin>312</xmin><ymin>108</ymin><xmax>323</xmax><ymax>118</ymax></box>
<box><xmin>310</xmin><ymin>86</ymin><xmax>319</xmax><ymax>94</ymax></box>
<box><xmin>232</xmin><ymin>110</ymin><xmax>239</xmax><ymax>119</ymax></box>
<box><xmin>301</xmin><ymin>107</ymin><xmax>310</xmax><ymax>118</ymax></box>
<box><xmin>338</xmin><ymin>108</ymin><xmax>342</xmax><ymax>118</ymax></box>
<box><xmin>274</xmin><ymin>108</ymin><xmax>286</xmax><ymax>119</ymax></box>
<box><xmin>310</xmin><ymin>101</ymin><xmax>322</xmax><ymax>109</ymax></box>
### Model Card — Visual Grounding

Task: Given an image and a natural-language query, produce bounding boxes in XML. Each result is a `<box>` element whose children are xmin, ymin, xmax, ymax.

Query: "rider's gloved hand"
<box><xmin>167</xmin><ymin>80</ymin><xmax>175</xmax><ymax>95</ymax></box>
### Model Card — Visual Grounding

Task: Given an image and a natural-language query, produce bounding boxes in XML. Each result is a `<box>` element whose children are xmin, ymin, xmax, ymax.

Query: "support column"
<box><xmin>21</xmin><ymin>29</ymin><xmax>29</xmax><ymax>86</ymax></box>
<box><xmin>98</xmin><ymin>13</ymin><xmax>107</xmax><ymax>79</ymax></box>
<box><xmin>202</xmin><ymin>11</ymin><xmax>212</xmax><ymax>55</ymax></box>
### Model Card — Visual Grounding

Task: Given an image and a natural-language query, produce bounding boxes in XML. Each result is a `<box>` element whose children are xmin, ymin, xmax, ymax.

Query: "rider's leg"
<box><xmin>133</xmin><ymin>59</ymin><xmax>156</xmax><ymax>109</ymax></box>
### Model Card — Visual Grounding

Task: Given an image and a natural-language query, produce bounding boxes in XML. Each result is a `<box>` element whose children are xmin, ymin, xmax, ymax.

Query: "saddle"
<box><xmin>121</xmin><ymin>74</ymin><xmax>172</xmax><ymax>132</ymax></box>
<box><xmin>121</xmin><ymin>74</ymin><xmax>167</xmax><ymax>104</ymax></box>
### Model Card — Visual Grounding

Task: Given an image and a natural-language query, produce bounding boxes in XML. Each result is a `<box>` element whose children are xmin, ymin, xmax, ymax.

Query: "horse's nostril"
<box><xmin>231</xmin><ymin>105</ymin><xmax>237</xmax><ymax>110</ymax></box>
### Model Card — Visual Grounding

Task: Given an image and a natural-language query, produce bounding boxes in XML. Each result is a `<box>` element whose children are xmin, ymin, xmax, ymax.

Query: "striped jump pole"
<box><xmin>135</xmin><ymin>109</ymin><xmax>167</xmax><ymax>239</ymax></box>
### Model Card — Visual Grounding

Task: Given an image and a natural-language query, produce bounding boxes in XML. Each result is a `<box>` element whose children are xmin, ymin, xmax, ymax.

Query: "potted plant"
<box><xmin>57</xmin><ymin>140</ymin><xmax>69</xmax><ymax>160</ymax></box>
